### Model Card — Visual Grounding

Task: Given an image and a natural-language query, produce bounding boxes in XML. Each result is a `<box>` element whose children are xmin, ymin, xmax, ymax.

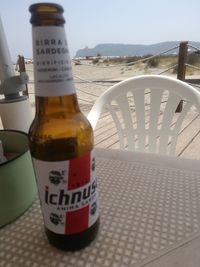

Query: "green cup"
<box><xmin>0</xmin><ymin>130</ymin><xmax>37</xmax><ymax>227</ymax></box>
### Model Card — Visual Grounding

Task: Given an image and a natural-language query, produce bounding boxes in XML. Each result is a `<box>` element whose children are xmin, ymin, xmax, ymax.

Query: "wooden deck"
<box><xmin>0</xmin><ymin>91</ymin><xmax>199</xmax><ymax>160</ymax></box>
<box><xmin>81</xmin><ymin>103</ymin><xmax>200</xmax><ymax>160</ymax></box>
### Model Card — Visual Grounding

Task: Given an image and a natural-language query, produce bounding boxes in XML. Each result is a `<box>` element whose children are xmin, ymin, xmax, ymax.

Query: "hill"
<box><xmin>75</xmin><ymin>41</ymin><xmax>200</xmax><ymax>58</ymax></box>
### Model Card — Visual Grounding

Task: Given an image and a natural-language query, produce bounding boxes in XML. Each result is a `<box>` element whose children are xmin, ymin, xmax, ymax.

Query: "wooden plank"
<box><xmin>93</xmin><ymin>107</ymin><xmax>199</xmax><ymax>157</ymax></box>
<box><xmin>185</xmin><ymin>79</ymin><xmax>200</xmax><ymax>85</ymax></box>
<box><xmin>179</xmin><ymin>130</ymin><xmax>200</xmax><ymax>159</ymax></box>
<box><xmin>95</xmin><ymin>132</ymin><xmax>119</xmax><ymax>149</ymax></box>
<box><xmin>176</xmin><ymin>113</ymin><xmax>200</xmax><ymax>157</ymax></box>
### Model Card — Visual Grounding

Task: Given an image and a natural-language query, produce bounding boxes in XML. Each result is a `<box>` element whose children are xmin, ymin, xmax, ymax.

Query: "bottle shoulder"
<box><xmin>29</xmin><ymin>112</ymin><xmax>92</xmax><ymax>137</ymax></box>
<box><xmin>31</xmin><ymin>110</ymin><xmax>90</xmax><ymax>127</ymax></box>
<box><xmin>28</xmin><ymin>111</ymin><xmax>94</xmax><ymax>160</ymax></box>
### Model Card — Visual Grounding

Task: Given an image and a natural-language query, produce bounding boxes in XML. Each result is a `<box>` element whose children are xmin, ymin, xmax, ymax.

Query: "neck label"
<box><xmin>32</xmin><ymin>26</ymin><xmax>75</xmax><ymax>96</ymax></box>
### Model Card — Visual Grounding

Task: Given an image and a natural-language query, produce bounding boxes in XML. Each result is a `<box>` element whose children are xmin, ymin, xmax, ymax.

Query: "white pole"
<box><xmin>0</xmin><ymin>16</ymin><xmax>33</xmax><ymax>133</ymax></box>
<box><xmin>0</xmin><ymin>17</ymin><xmax>15</xmax><ymax>81</ymax></box>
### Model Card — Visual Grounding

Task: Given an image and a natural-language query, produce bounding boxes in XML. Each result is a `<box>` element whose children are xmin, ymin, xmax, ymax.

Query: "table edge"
<box><xmin>95</xmin><ymin>148</ymin><xmax>200</xmax><ymax>173</ymax></box>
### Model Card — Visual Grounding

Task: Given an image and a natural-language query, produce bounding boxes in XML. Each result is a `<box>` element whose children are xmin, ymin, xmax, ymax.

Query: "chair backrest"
<box><xmin>87</xmin><ymin>75</ymin><xmax>200</xmax><ymax>155</ymax></box>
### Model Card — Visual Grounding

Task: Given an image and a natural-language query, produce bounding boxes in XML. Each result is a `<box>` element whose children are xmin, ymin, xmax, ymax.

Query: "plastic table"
<box><xmin>1</xmin><ymin>148</ymin><xmax>200</xmax><ymax>267</ymax></box>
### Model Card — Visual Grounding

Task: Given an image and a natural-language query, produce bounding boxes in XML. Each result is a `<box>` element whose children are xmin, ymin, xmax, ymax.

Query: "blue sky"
<box><xmin>1</xmin><ymin>0</ymin><xmax>200</xmax><ymax>61</ymax></box>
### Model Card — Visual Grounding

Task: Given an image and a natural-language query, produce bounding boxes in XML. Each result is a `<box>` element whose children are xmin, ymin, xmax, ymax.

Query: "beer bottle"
<box><xmin>28</xmin><ymin>3</ymin><xmax>99</xmax><ymax>251</ymax></box>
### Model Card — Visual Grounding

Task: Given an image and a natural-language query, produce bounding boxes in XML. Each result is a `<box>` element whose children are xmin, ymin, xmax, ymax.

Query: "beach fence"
<box><xmin>15</xmin><ymin>41</ymin><xmax>200</xmax><ymax>108</ymax></box>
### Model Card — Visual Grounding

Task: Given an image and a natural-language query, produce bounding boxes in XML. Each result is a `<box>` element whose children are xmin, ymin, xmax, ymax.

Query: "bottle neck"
<box><xmin>35</xmin><ymin>94</ymin><xmax>80</xmax><ymax>117</ymax></box>
<box><xmin>29</xmin><ymin>3</ymin><xmax>65</xmax><ymax>26</ymax></box>
<box><xmin>31</xmin><ymin>24</ymin><xmax>76</xmax><ymax>98</ymax></box>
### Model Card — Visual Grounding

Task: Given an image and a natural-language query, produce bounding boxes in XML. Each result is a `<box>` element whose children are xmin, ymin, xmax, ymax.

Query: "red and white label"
<box><xmin>33</xmin><ymin>150</ymin><xmax>99</xmax><ymax>234</ymax></box>
<box><xmin>32</xmin><ymin>26</ymin><xmax>76</xmax><ymax>96</ymax></box>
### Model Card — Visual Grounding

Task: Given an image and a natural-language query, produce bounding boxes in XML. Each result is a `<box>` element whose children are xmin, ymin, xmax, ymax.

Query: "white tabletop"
<box><xmin>1</xmin><ymin>148</ymin><xmax>200</xmax><ymax>267</ymax></box>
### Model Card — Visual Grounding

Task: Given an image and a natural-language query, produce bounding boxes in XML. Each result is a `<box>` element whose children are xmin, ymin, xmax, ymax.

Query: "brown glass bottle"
<box><xmin>28</xmin><ymin>3</ymin><xmax>99</xmax><ymax>251</ymax></box>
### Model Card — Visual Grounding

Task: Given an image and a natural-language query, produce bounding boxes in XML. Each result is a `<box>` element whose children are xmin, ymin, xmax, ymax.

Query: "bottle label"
<box><xmin>33</xmin><ymin>150</ymin><xmax>99</xmax><ymax>235</ymax></box>
<box><xmin>32</xmin><ymin>26</ymin><xmax>76</xmax><ymax>96</ymax></box>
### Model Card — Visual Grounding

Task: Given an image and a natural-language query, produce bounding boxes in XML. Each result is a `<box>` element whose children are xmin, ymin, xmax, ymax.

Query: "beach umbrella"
<box><xmin>0</xmin><ymin>16</ymin><xmax>32</xmax><ymax>133</ymax></box>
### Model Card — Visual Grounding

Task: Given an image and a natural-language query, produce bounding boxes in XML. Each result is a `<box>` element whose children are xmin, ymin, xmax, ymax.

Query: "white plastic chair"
<box><xmin>87</xmin><ymin>75</ymin><xmax>200</xmax><ymax>155</ymax></box>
